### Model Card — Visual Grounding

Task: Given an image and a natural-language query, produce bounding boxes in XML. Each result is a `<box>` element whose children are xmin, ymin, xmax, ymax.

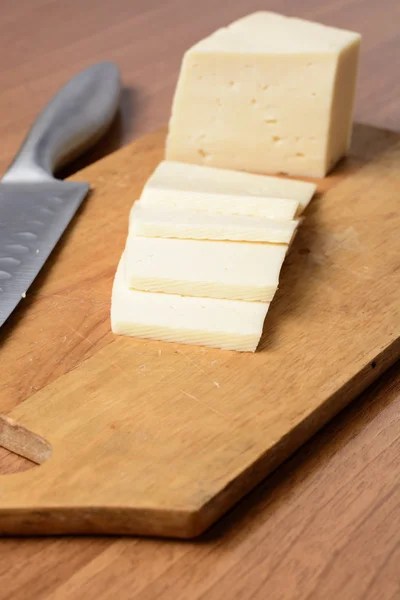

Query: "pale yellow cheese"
<box><xmin>125</xmin><ymin>233</ymin><xmax>287</xmax><ymax>301</ymax></box>
<box><xmin>141</xmin><ymin>161</ymin><xmax>316</xmax><ymax>216</ymax></box>
<box><xmin>111</xmin><ymin>255</ymin><xmax>269</xmax><ymax>352</ymax></box>
<box><xmin>130</xmin><ymin>201</ymin><xmax>298</xmax><ymax>243</ymax></box>
<box><xmin>166</xmin><ymin>11</ymin><xmax>360</xmax><ymax>178</ymax></box>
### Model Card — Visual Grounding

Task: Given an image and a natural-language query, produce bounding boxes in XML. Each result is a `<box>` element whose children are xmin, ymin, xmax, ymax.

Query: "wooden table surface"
<box><xmin>0</xmin><ymin>0</ymin><xmax>399</xmax><ymax>598</ymax></box>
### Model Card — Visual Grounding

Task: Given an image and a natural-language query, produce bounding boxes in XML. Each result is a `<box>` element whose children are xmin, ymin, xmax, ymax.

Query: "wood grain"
<box><xmin>0</xmin><ymin>0</ymin><xmax>399</xmax><ymax>597</ymax></box>
<box><xmin>0</xmin><ymin>124</ymin><xmax>399</xmax><ymax>538</ymax></box>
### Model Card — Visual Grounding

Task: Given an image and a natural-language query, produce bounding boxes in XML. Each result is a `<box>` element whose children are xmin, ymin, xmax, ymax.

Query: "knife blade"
<box><xmin>0</xmin><ymin>62</ymin><xmax>120</xmax><ymax>328</ymax></box>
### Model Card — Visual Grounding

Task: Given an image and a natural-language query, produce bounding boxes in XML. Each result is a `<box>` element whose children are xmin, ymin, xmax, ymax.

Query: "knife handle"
<box><xmin>2</xmin><ymin>62</ymin><xmax>121</xmax><ymax>183</ymax></box>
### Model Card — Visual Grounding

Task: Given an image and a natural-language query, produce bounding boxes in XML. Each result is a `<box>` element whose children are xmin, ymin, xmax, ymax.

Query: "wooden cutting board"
<box><xmin>0</xmin><ymin>124</ymin><xmax>399</xmax><ymax>538</ymax></box>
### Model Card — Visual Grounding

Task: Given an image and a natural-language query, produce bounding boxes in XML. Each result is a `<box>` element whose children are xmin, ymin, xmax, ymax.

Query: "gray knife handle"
<box><xmin>2</xmin><ymin>62</ymin><xmax>121</xmax><ymax>183</ymax></box>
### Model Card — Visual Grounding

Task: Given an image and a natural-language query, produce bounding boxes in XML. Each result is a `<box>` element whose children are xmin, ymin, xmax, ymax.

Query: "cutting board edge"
<box><xmin>1</xmin><ymin>124</ymin><xmax>399</xmax><ymax>539</ymax></box>
<box><xmin>0</xmin><ymin>336</ymin><xmax>398</xmax><ymax>538</ymax></box>
<box><xmin>194</xmin><ymin>336</ymin><xmax>400</xmax><ymax>536</ymax></box>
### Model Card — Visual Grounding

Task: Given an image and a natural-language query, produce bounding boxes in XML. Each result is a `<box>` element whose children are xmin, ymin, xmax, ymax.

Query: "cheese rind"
<box><xmin>111</xmin><ymin>256</ymin><xmax>269</xmax><ymax>352</ymax></box>
<box><xmin>125</xmin><ymin>234</ymin><xmax>287</xmax><ymax>301</ymax></box>
<box><xmin>130</xmin><ymin>202</ymin><xmax>298</xmax><ymax>244</ymax></box>
<box><xmin>166</xmin><ymin>12</ymin><xmax>360</xmax><ymax>178</ymax></box>
<box><xmin>141</xmin><ymin>161</ymin><xmax>315</xmax><ymax>216</ymax></box>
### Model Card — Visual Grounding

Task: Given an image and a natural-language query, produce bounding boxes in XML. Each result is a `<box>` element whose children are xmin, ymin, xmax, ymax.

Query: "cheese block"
<box><xmin>141</xmin><ymin>161</ymin><xmax>316</xmax><ymax>217</ymax></box>
<box><xmin>125</xmin><ymin>234</ymin><xmax>287</xmax><ymax>301</ymax></box>
<box><xmin>130</xmin><ymin>201</ymin><xmax>298</xmax><ymax>243</ymax></box>
<box><xmin>166</xmin><ymin>11</ymin><xmax>361</xmax><ymax>178</ymax></box>
<box><xmin>111</xmin><ymin>256</ymin><xmax>269</xmax><ymax>352</ymax></box>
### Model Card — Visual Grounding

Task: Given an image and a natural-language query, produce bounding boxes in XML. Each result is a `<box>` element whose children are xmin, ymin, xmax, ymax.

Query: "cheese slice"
<box><xmin>130</xmin><ymin>201</ymin><xmax>298</xmax><ymax>243</ymax></box>
<box><xmin>111</xmin><ymin>255</ymin><xmax>269</xmax><ymax>352</ymax></box>
<box><xmin>166</xmin><ymin>12</ymin><xmax>360</xmax><ymax>178</ymax></box>
<box><xmin>141</xmin><ymin>161</ymin><xmax>315</xmax><ymax>216</ymax></box>
<box><xmin>125</xmin><ymin>234</ymin><xmax>287</xmax><ymax>301</ymax></box>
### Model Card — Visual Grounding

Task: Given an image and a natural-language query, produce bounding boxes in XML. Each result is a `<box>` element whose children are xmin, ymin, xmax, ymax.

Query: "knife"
<box><xmin>0</xmin><ymin>62</ymin><xmax>121</xmax><ymax>328</ymax></box>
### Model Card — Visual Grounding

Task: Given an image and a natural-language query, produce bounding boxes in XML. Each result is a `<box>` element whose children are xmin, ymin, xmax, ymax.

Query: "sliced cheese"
<box><xmin>142</xmin><ymin>161</ymin><xmax>315</xmax><ymax>216</ymax></box>
<box><xmin>125</xmin><ymin>234</ymin><xmax>287</xmax><ymax>301</ymax></box>
<box><xmin>130</xmin><ymin>201</ymin><xmax>298</xmax><ymax>244</ymax></box>
<box><xmin>166</xmin><ymin>11</ymin><xmax>360</xmax><ymax>178</ymax></box>
<box><xmin>111</xmin><ymin>255</ymin><xmax>268</xmax><ymax>352</ymax></box>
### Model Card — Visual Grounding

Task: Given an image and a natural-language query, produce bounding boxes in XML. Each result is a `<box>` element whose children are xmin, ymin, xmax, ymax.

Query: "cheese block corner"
<box><xmin>165</xmin><ymin>11</ymin><xmax>361</xmax><ymax>178</ymax></box>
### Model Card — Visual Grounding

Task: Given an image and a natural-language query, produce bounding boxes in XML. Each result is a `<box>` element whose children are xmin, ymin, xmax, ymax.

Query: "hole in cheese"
<box><xmin>166</xmin><ymin>12</ymin><xmax>361</xmax><ymax>178</ymax></box>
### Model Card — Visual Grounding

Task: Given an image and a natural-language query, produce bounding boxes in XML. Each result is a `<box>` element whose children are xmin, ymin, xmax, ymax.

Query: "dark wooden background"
<box><xmin>0</xmin><ymin>0</ymin><xmax>399</xmax><ymax>598</ymax></box>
